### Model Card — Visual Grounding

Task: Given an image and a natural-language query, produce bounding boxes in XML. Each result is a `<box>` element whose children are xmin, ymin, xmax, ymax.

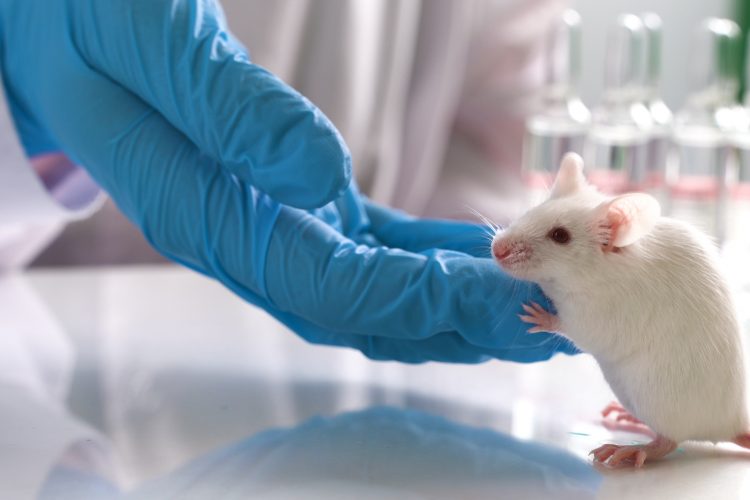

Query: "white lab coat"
<box><xmin>223</xmin><ymin>0</ymin><xmax>566</xmax><ymax>216</ymax></box>
<box><xmin>0</xmin><ymin>80</ymin><xmax>104</xmax><ymax>271</ymax></box>
<box><xmin>0</xmin><ymin>1</ymin><xmax>565</xmax><ymax>496</ymax></box>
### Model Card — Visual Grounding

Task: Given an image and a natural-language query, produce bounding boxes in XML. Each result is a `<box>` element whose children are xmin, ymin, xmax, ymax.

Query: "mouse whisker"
<box><xmin>463</xmin><ymin>204</ymin><xmax>501</xmax><ymax>235</ymax></box>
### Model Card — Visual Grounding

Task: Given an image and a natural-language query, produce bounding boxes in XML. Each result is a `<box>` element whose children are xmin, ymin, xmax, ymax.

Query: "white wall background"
<box><xmin>571</xmin><ymin>0</ymin><xmax>731</xmax><ymax>110</ymax></box>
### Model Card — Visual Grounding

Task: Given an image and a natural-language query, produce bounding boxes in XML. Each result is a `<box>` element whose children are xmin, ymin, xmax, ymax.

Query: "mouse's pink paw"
<box><xmin>600</xmin><ymin>401</ymin><xmax>655</xmax><ymax>437</ymax></box>
<box><xmin>601</xmin><ymin>401</ymin><xmax>643</xmax><ymax>424</ymax></box>
<box><xmin>519</xmin><ymin>302</ymin><xmax>560</xmax><ymax>334</ymax></box>
<box><xmin>590</xmin><ymin>436</ymin><xmax>676</xmax><ymax>469</ymax></box>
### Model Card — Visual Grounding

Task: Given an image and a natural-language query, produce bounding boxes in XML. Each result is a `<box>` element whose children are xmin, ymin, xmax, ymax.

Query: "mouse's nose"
<box><xmin>492</xmin><ymin>241</ymin><xmax>512</xmax><ymax>261</ymax></box>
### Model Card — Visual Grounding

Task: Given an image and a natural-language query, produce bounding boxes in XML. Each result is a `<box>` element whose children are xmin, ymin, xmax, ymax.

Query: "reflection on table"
<box><xmin>0</xmin><ymin>266</ymin><xmax>747</xmax><ymax>498</ymax></box>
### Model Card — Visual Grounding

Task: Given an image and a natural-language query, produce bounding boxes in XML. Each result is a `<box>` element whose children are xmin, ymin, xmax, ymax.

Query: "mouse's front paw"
<box><xmin>519</xmin><ymin>302</ymin><xmax>560</xmax><ymax>334</ymax></box>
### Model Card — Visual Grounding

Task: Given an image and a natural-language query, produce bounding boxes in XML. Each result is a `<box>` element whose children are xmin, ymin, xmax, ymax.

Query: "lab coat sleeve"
<box><xmin>0</xmin><ymin>71</ymin><xmax>104</xmax><ymax>270</ymax></box>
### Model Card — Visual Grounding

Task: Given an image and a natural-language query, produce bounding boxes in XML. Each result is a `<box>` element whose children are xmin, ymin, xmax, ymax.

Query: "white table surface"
<box><xmin>2</xmin><ymin>264</ymin><xmax>750</xmax><ymax>499</ymax></box>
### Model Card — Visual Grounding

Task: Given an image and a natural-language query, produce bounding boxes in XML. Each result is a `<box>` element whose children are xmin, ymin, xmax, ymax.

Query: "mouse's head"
<box><xmin>491</xmin><ymin>153</ymin><xmax>661</xmax><ymax>284</ymax></box>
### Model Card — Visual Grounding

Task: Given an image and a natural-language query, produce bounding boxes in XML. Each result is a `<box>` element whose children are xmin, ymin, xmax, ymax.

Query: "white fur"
<box><xmin>493</xmin><ymin>161</ymin><xmax>748</xmax><ymax>443</ymax></box>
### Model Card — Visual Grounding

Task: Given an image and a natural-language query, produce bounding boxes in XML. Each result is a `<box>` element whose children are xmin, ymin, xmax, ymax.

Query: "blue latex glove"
<box><xmin>1</xmin><ymin>0</ymin><xmax>576</xmax><ymax>363</ymax></box>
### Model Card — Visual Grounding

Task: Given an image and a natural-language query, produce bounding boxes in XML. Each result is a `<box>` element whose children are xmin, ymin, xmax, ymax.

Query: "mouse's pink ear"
<box><xmin>551</xmin><ymin>153</ymin><xmax>587</xmax><ymax>198</ymax></box>
<box><xmin>595</xmin><ymin>193</ymin><xmax>661</xmax><ymax>250</ymax></box>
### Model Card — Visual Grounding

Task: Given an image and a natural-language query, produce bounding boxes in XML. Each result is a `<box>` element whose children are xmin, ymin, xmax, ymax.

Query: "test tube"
<box><xmin>725</xmin><ymin>33</ymin><xmax>750</xmax><ymax>260</ymax></box>
<box><xmin>641</xmin><ymin>13</ymin><xmax>673</xmax><ymax>199</ymax></box>
<box><xmin>585</xmin><ymin>14</ymin><xmax>652</xmax><ymax>195</ymax></box>
<box><xmin>670</xmin><ymin>18</ymin><xmax>741</xmax><ymax>243</ymax></box>
<box><xmin>726</xmin><ymin>120</ymin><xmax>750</xmax><ymax>261</ymax></box>
<box><xmin>522</xmin><ymin>9</ymin><xmax>590</xmax><ymax>205</ymax></box>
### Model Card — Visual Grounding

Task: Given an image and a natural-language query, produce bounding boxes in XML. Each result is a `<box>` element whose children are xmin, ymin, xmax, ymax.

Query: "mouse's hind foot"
<box><xmin>600</xmin><ymin>401</ymin><xmax>656</xmax><ymax>437</ymax></box>
<box><xmin>590</xmin><ymin>435</ymin><xmax>676</xmax><ymax>468</ymax></box>
<box><xmin>601</xmin><ymin>401</ymin><xmax>643</xmax><ymax>424</ymax></box>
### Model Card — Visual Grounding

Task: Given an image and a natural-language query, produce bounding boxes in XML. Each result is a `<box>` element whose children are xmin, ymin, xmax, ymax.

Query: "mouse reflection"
<box><xmin>10</xmin><ymin>269</ymin><xmax>750</xmax><ymax>500</ymax></box>
<box><xmin>132</xmin><ymin>406</ymin><xmax>600</xmax><ymax>500</ymax></box>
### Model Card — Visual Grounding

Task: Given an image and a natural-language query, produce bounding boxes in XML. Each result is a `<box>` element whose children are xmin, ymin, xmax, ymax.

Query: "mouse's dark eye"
<box><xmin>548</xmin><ymin>227</ymin><xmax>571</xmax><ymax>245</ymax></box>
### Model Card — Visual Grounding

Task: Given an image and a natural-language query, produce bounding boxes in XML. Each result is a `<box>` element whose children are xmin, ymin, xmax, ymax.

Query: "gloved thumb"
<box><xmin>70</xmin><ymin>0</ymin><xmax>351</xmax><ymax>209</ymax></box>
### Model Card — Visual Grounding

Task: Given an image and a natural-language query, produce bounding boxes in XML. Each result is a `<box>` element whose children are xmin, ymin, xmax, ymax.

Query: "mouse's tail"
<box><xmin>733</xmin><ymin>433</ymin><xmax>750</xmax><ymax>449</ymax></box>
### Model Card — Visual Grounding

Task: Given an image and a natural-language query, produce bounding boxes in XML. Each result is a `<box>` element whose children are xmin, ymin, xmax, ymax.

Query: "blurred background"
<box><xmin>30</xmin><ymin>0</ymin><xmax>741</xmax><ymax>267</ymax></box>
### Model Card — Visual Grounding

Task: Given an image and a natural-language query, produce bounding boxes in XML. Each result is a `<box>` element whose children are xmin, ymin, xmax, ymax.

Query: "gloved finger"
<box><xmin>304</xmin><ymin>181</ymin><xmax>373</xmax><ymax>240</ymax></box>
<box><xmin>264</xmin><ymin>205</ymin><xmax>567</xmax><ymax>356</ymax></box>
<box><xmin>364</xmin><ymin>199</ymin><xmax>494</xmax><ymax>258</ymax></box>
<box><xmin>267</xmin><ymin>305</ymin><xmax>574</xmax><ymax>364</ymax></box>
<box><xmin>68</xmin><ymin>0</ymin><xmax>350</xmax><ymax>209</ymax></box>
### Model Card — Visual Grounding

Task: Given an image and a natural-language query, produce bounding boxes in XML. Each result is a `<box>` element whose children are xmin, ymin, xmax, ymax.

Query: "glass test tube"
<box><xmin>726</xmin><ymin>121</ymin><xmax>750</xmax><ymax>263</ymax></box>
<box><xmin>641</xmin><ymin>13</ymin><xmax>673</xmax><ymax>203</ymax></box>
<box><xmin>585</xmin><ymin>14</ymin><xmax>652</xmax><ymax>195</ymax></box>
<box><xmin>725</xmin><ymin>32</ymin><xmax>750</xmax><ymax>262</ymax></box>
<box><xmin>522</xmin><ymin>9</ymin><xmax>590</xmax><ymax>206</ymax></box>
<box><xmin>670</xmin><ymin>18</ymin><xmax>741</xmax><ymax>244</ymax></box>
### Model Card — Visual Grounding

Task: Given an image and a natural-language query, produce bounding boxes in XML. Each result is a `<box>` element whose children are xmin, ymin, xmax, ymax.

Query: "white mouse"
<box><xmin>491</xmin><ymin>152</ymin><xmax>749</xmax><ymax>468</ymax></box>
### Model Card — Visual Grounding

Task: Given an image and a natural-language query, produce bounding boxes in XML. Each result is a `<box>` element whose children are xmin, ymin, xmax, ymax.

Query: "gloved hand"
<box><xmin>1</xmin><ymin>0</ymin><xmax>577</xmax><ymax>363</ymax></box>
